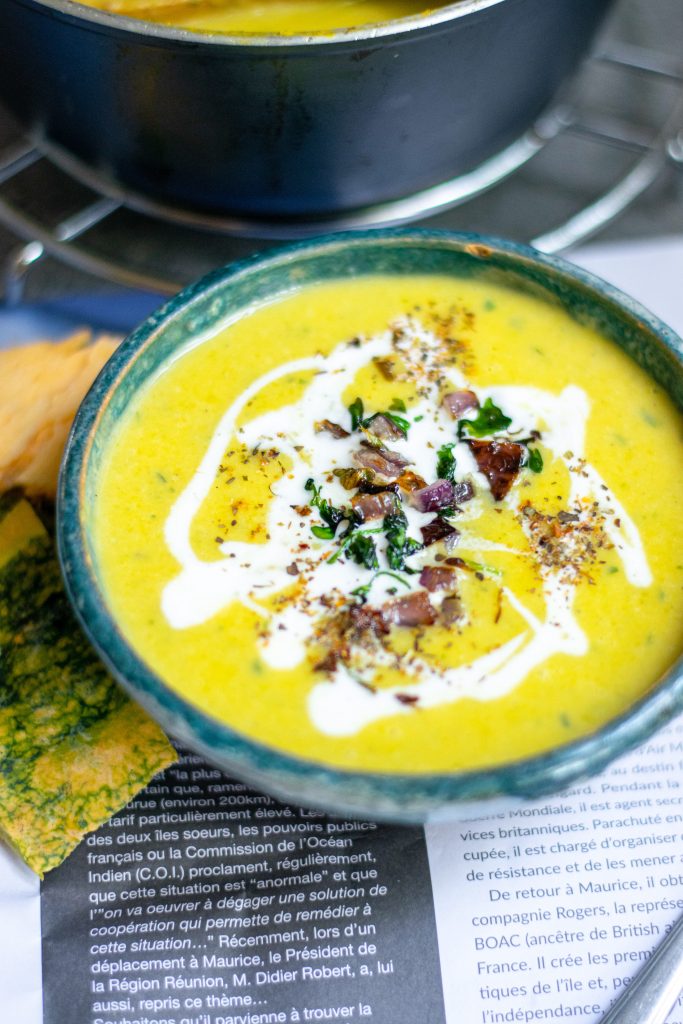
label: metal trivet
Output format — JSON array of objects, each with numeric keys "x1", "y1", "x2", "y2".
[{"x1": 0, "y1": 36, "x2": 682, "y2": 301}]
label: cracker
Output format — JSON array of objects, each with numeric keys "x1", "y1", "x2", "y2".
[{"x1": 0, "y1": 331, "x2": 119, "y2": 498}]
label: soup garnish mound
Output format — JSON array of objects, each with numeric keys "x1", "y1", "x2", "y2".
[{"x1": 94, "y1": 275, "x2": 683, "y2": 773}]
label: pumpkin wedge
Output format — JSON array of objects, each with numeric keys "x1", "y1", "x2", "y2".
[{"x1": 0, "y1": 493, "x2": 176, "y2": 875}]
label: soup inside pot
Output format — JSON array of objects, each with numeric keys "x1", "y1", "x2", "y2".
[{"x1": 76, "y1": 0, "x2": 446, "y2": 33}]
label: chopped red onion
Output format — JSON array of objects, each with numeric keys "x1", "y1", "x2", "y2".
[
  {"x1": 452, "y1": 479, "x2": 475, "y2": 506},
  {"x1": 365, "y1": 414, "x2": 404, "y2": 440},
  {"x1": 384, "y1": 591, "x2": 437, "y2": 627},
  {"x1": 443, "y1": 390, "x2": 479, "y2": 419},
  {"x1": 352, "y1": 445, "x2": 411, "y2": 483},
  {"x1": 408, "y1": 478, "x2": 455, "y2": 513},
  {"x1": 419, "y1": 566, "x2": 458, "y2": 592},
  {"x1": 351, "y1": 490, "x2": 400, "y2": 522}
]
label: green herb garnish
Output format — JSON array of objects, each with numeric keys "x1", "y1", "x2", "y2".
[
  {"x1": 346, "y1": 532, "x2": 380, "y2": 570},
  {"x1": 311, "y1": 524, "x2": 335, "y2": 540},
  {"x1": 384, "y1": 511, "x2": 422, "y2": 572},
  {"x1": 348, "y1": 397, "x2": 365, "y2": 431},
  {"x1": 526, "y1": 447, "x2": 543, "y2": 473},
  {"x1": 376, "y1": 411, "x2": 410, "y2": 436},
  {"x1": 352, "y1": 570, "x2": 411, "y2": 601},
  {"x1": 457, "y1": 397, "x2": 512, "y2": 439},
  {"x1": 436, "y1": 442, "x2": 457, "y2": 484},
  {"x1": 459, "y1": 557, "x2": 502, "y2": 578},
  {"x1": 349, "y1": 396, "x2": 410, "y2": 436},
  {"x1": 305, "y1": 478, "x2": 348, "y2": 538},
  {"x1": 327, "y1": 526, "x2": 384, "y2": 565},
  {"x1": 389, "y1": 397, "x2": 407, "y2": 413},
  {"x1": 364, "y1": 410, "x2": 410, "y2": 437}
]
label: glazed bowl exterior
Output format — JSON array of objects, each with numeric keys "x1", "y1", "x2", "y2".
[
  {"x1": 58, "y1": 230, "x2": 683, "y2": 822},
  {"x1": 0, "y1": 0, "x2": 614, "y2": 217}
]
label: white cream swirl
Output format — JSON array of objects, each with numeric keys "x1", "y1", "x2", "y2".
[{"x1": 161, "y1": 319, "x2": 651, "y2": 737}]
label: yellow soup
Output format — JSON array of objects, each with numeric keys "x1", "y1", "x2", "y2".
[
  {"x1": 94, "y1": 276, "x2": 683, "y2": 773},
  {"x1": 79, "y1": 0, "x2": 441, "y2": 34}
]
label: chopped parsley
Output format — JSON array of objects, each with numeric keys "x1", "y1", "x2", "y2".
[
  {"x1": 389, "y1": 397, "x2": 407, "y2": 413},
  {"x1": 305, "y1": 478, "x2": 348, "y2": 538},
  {"x1": 368, "y1": 410, "x2": 410, "y2": 436},
  {"x1": 348, "y1": 396, "x2": 410, "y2": 436},
  {"x1": 457, "y1": 397, "x2": 512, "y2": 439},
  {"x1": 436, "y1": 442, "x2": 457, "y2": 484},
  {"x1": 385, "y1": 411, "x2": 410, "y2": 435},
  {"x1": 459, "y1": 557, "x2": 502, "y2": 578},
  {"x1": 384, "y1": 511, "x2": 422, "y2": 572},
  {"x1": 526, "y1": 447, "x2": 544, "y2": 473},
  {"x1": 345, "y1": 532, "x2": 380, "y2": 571},
  {"x1": 352, "y1": 570, "x2": 411, "y2": 601},
  {"x1": 328, "y1": 526, "x2": 384, "y2": 567},
  {"x1": 311, "y1": 524, "x2": 335, "y2": 540},
  {"x1": 348, "y1": 397, "x2": 365, "y2": 432}
]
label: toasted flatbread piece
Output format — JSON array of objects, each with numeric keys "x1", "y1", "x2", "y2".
[
  {"x1": 0, "y1": 495, "x2": 176, "y2": 876},
  {"x1": 0, "y1": 332, "x2": 118, "y2": 498}
]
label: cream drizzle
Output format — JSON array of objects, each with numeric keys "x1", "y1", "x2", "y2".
[{"x1": 161, "y1": 318, "x2": 652, "y2": 738}]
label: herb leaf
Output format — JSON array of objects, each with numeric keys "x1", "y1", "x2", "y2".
[
  {"x1": 384, "y1": 411, "x2": 410, "y2": 435},
  {"x1": 459, "y1": 557, "x2": 502, "y2": 579},
  {"x1": 328, "y1": 526, "x2": 384, "y2": 565},
  {"x1": 345, "y1": 532, "x2": 380, "y2": 571},
  {"x1": 305, "y1": 477, "x2": 348, "y2": 538},
  {"x1": 349, "y1": 395, "x2": 412, "y2": 437},
  {"x1": 364, "y1": 409, "x2": 410, "y2": 437},
  {"x1": 526, "y1": 447, "x2": 544, "y2": 473},
  {"x1": 384, "y1": 511, "x2": 422, "y2": 572},
  {"x1": 348, "y1": 397, "x2": 365, "y2": 431},
  {"x1": 361, "y1": 410, "x2": 412, "y2": 437},
  {"x1": 436, "y1": 442, "x2": 457, "y2": 484},
  {"x1": 311, "y1": 524, "x2": 335, "y2": 540},
  {"x1": 457, "y1": 397, "x2": 512, "y2": 439},
  {"x1": 352, "y1": 570, "x2": 411, "y2": 601},
  {"x1": 304, "y1": 478, "x2": 320, "y2": 500}
]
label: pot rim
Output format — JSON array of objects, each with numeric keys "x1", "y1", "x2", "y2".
[{"x1": 16, "y1": 0, "x2": 509, "y2": 47}]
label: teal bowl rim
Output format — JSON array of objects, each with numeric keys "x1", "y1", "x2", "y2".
[{"x1": 57, "y1": 229, "x2": 683, "y2": 822}]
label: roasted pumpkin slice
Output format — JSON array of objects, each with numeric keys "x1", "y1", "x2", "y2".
[{"x1": 0, "y1": 494, "x2": 176, "y2": 875}]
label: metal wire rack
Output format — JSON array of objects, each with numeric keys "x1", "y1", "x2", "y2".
[{"x1": 0, "y1": 31, "x2": 681, "y2": 301}]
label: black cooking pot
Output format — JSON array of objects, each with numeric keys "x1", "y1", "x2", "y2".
[{"x1": 0, "y1": 0, "x2": 614, "y2": 219}]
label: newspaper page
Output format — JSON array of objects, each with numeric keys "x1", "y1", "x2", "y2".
[
  {"x1": 38, "y1": 718, "x2": 683, "y2": 1024},
  {"x1": 1, "y1": 235, "x2": 682, "y2": 1024}
]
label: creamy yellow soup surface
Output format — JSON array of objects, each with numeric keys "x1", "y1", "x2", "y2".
[
  {"x1": 79, "y1": 0, "x2": 441, "y2": 34},
  {"x1": 94, "y1": 275, "x2": 683, "y2": 773}
]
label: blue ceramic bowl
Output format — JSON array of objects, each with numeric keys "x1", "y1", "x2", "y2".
[{"x1": 58, "y1": 230, "x2": 683, "y2": 823}]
